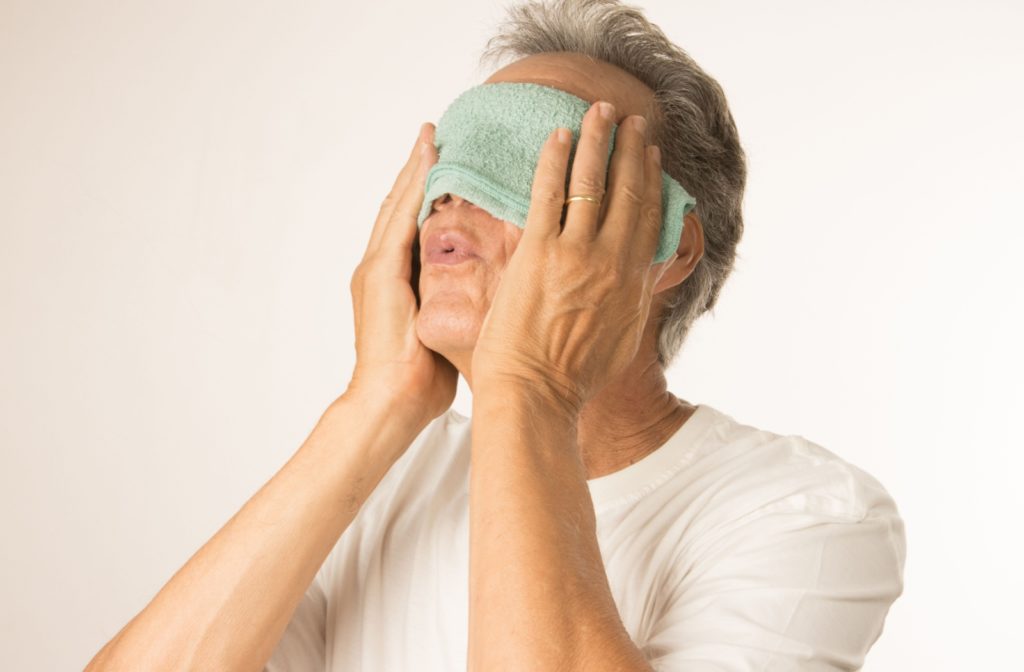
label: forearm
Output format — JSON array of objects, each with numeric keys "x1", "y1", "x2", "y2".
[
  {"x1": 467, "y1": 387, "x2": 653, "y2": 672},
  {"x1": 85, "y1": 392, "x2": 425, "y2": 672}
]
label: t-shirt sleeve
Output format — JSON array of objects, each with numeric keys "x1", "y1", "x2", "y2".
[
  {"x1": 643, "y1": 464, "x2": 906, "y2": 671},
  {"x1": 261, "y1": 556, "x2": 331, "y2": 672}
]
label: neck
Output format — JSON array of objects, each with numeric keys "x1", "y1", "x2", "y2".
[{"x1": 576, "y1": 353, "x2": 694, "y2": 480}]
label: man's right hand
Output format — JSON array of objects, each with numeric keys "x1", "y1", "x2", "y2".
[{"x1": 346, "y1": 122, "x2": 457, "y2": 431}]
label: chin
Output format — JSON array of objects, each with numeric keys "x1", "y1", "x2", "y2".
[{"x1": 415, "y1": 294, "x2": 483, "y2": 355}]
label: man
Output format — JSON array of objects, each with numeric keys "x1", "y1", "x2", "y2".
[{"x1": 85, "y1": 2, "x2": 905, "y2": 670}]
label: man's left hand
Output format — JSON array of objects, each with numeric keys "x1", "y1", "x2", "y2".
[{"x1": 471, "y1": 101, "x2": 677, "y2": 418}]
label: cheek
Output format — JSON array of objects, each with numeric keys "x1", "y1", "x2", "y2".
[{"x1": 503, "y1": 228, "x2": 523, "y2": 259}]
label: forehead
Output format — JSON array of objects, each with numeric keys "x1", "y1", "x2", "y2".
[{"x1": 483, "y1": 52, "x2": 657, "y2": 122}]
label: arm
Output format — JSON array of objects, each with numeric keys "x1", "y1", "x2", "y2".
[
  {"x1": 84, "y1": 392, "x2": 426, "y2": 672},
  {"x1": 468, "y1": 386, "x2": 652, "y2": 672},
  {"x1": 467, "y1": 389, "x2": 906, "y2": 672},
  {"x1": 464, "y1": 101, "x2": 667, "y2": 671},
  {"x1": 86, "y1": 119, "x2": 456, "y2": 672}
]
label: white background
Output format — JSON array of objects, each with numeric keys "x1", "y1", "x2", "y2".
[{"x1": 2, "y1": 1, "x2": 1021, "y2": 669}]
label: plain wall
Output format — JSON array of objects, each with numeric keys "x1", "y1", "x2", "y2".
[{"x1": 1, "y1": 0, "x2": 1021, "y2": 669}]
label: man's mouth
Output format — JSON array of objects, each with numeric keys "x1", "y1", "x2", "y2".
[
  {"x1": 425, "y1": 247, "x2": 479, "y2": 265},
  {"x1": 423, "y1": 227, "x2": 481, "y2": 265}
]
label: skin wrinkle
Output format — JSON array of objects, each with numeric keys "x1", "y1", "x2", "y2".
[{"x1": 416, "y1": 51, "x2": 705, "y2": 480}]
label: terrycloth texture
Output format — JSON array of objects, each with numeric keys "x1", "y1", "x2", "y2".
[{"x1": 416, "y1": 82, "x2": 697, "y2": 264}]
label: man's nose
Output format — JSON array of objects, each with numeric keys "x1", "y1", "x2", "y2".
[{"x1": 432, "y1": 193, "x2": 474, "y2": 210}]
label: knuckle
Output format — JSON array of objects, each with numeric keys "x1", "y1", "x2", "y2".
[
  {"x1": 604, "y1": 264, "x2": 625, "y2": 286},
  {"x1": 352, "y1": 257, "x2": 381, "y2": 283},
  {"x1": 575, "y1": 175, "x2": 606, "y2": 198},
  {"x1": 350, "y1": 264, "x2": 366, "y2": 287},
  {"x1": 598, "y1": 266, "x2": 626, "y2": 295},
  {"x1": 618, "y1": 183, "x2": 645, "y2": 205},
  {"x1": 642, "y1": 203, "x2": 662, "y2": 228},
  {"x1": 532, "y1": 185, "x2": 566, "y2": 206}
]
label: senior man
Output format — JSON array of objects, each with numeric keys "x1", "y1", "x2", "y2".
[{"x1": 85, "y1": 1, "x2": 905, "y2": 671}]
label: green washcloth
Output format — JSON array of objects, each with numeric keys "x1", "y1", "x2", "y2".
[{"x1": 416, "y1": 81, "x2": 696, "y2": 264}]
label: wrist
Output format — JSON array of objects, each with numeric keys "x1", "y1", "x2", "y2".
[
  {"x1": 473, "y1": 377, "x2": 582, "y2": 428},
  {"x1": 339, "y1": 382, "x2": 431, "y2": 426},
  {"x1": 325, "y1": 389, "x2": 430, "y2": 450}
]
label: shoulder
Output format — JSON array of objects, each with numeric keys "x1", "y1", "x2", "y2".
[
  {"x1": 645, "y1": 408, "x2": 906, "y2": 670},
  {"x1": 673, "y1": 405, "x2": 906, "y2": 592},
  {"x1": 691, "y1": 405, "x2": 901, "y2": 526}
]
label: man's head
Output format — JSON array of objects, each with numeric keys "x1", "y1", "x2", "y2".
[{"x1": 415, "y1": 0, "x2": 746, "y2": 377}]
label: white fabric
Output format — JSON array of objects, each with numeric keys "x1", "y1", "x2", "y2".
[{"x1": 264, "y1": 403, "x2": 905, "y2": 672}]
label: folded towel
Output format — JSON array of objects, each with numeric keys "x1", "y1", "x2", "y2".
[{"x1": 416, "y1": 81, "x2": 696, "y2": 264}]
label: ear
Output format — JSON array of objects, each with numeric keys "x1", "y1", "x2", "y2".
[{"x1": 653, "y1": 210, "x2": 705, "y2": 294}]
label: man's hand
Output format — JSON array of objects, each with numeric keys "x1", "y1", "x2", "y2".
[
  {"x1": 470, "y1": 101, "x2": 676, "y2": 419},
  {"x1": 348, "y1": 122, "x2": 457, "y2": 432}
]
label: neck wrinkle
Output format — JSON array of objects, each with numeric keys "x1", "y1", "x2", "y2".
[{"x1": 578, "y1": 374, "x2": 694, "y2": 481}]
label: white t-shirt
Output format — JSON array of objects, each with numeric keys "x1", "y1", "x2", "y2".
[{"x1": 264, "y1": 403, "x2": 905, "y2": 672}]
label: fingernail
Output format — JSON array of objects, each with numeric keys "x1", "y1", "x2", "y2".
[
  {"x1": 598, "y1": 101, "x2": 615, "y2": 120},
  {"x1": 633, "y1": 115, "x2": 648, "y2": 135},
  {"x1": 649, "y1": 145, "x2": 661, "y2": 165}
]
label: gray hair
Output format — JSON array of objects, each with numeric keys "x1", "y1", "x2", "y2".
[{"x1": 476, "y1": 0, "x2": 747, "y2": 368}]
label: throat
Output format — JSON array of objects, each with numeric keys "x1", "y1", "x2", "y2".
[{"x1": 579, "y1": 394, "x2": 695, "y2": 480}]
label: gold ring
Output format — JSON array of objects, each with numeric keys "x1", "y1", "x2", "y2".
[{"x1": 565, "y1": 194, "x2": 602, "y2": 205}]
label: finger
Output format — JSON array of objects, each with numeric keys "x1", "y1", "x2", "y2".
[
  {"x1": 379, "y1": 129, "x2": 437, "y2": 261},
  {"x1": 522, "y1": 127, "x2": 572, "y2": 245},
  {"x1": 366, "y1": 123, "x2": 432, "y2": 257},
  {"x1": 647, "y1": 253, "x2": 678, "y2": 292},
  {"x1": 597, "y1": 114, "x2": 648, "y2": 258},
  {"x1": 642, "y1": 146, "x2": 672, "y2": 292},
  {"x1": 637, "y1": 145, "x2": 665, "y2": 269},
  {"x1": 641, "y1": 252, "x2": 677, "y2": 326},
  {"x1": 561, "y1": 101, "x2": 617, "y2": 244}
]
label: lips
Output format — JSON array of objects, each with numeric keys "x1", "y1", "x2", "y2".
[{"x1": 423, "y1": 227, "x2": 481, "y2": 265}]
